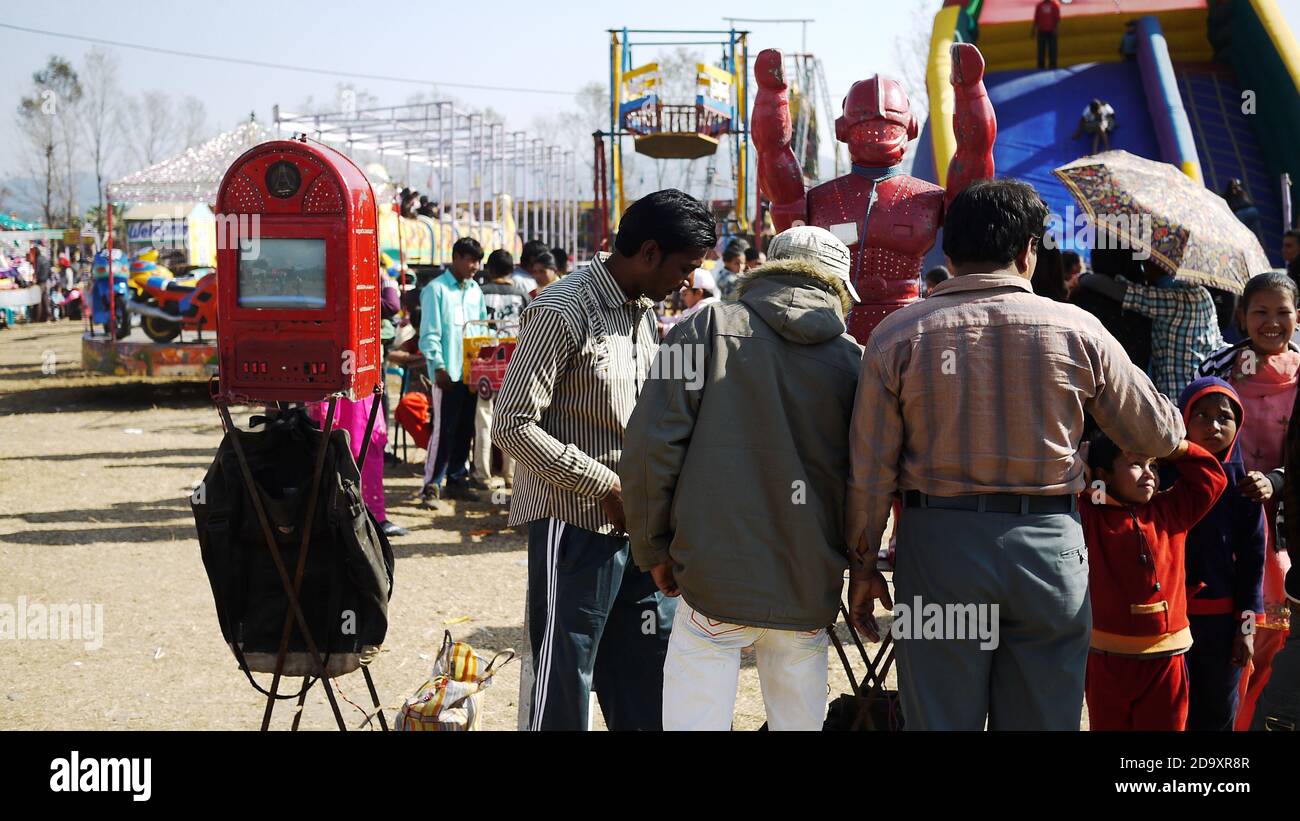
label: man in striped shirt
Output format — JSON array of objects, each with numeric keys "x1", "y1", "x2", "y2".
[{"x1": 493, "y1": 189, "x2": 717, "y2": 731}]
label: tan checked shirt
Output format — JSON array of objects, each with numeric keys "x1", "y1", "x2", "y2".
[
  {"x1": 847, "y1": 271, "x2": 1185, "y2": 567},
  {"x1": 493, "y1": 253, "x2": 659, "y2": 534}
]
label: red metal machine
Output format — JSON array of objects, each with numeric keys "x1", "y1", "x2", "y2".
[
  {"x1": 753, "y1": 43, "x2": 997, "y2": 342},
  {"x1": 214, "y1": 136, "x2": 381, "y2": 403}
]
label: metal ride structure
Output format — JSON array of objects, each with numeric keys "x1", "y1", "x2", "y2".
[
  {"x1": 723, "y1": 17, "x2": 845, "y2": 214},
  {"x1": 274, "y1": 103, "x2": 581, "y2": 265},
  {"x1": 594, "y1": 28, "x2": 752, "y2": 250}
]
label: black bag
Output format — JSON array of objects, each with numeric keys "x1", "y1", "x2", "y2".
[
  {"x1": 192, "y1": 408, "x2": 395, "y2": 686},
  {"x1": 823, "y1": 613, "x2": 905, "y2": 732}
]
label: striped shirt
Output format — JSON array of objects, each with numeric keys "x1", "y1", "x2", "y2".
[
  {"x1": 1197, "y1": 338, "x2": 1300, "y2": 381},
  {"x1": 492, "y1": 253, "x2": 658, "y2": 534},
  {"x1": 1120, "y1": 277, "x2": 1225, "y2": 399},
  {"x1": 847, "y1": 271, "x2": 1185, "y2": 568}
]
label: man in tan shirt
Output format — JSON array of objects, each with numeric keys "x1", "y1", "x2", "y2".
[{"x1": 846, "y1": 178, "x2": 1184, "y2": 730}]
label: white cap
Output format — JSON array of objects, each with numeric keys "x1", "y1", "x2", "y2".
[
  {"x1": 685, "y1": 267, "x2": 718, "y2": 297},
  {"x1": 766, "y1": 225, "x2": 859, "y2": 302}
]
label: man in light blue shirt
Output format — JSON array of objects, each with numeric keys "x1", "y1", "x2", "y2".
[{"x1": 420, "y1": 237, "x2": 487, "y2": 503}]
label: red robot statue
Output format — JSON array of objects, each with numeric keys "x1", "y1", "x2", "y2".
[{"x1": 753, "y1": 43, "x2": 997, "y2": 342}]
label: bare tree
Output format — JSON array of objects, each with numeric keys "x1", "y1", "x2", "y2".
[
  {"x1": 895, "y1": 1, "x2": 936, "y2": 136},
  {"x1": 296, "y1": 83, "x2": 380, "y2": 116},
  {"x1": 17, "y1": 56, "x2": 80, "y2": 226},
  {"x1": 119, "y1": 90, "x2": 174, "y2": 168},
  {"x1": 56, "y1": 70, "x2": 83, "y2": 225},
  {"x1": 179, "y1": 95, "x2": 210, "y2": 149},
  {"x1": 80, "y1": 47, "x2": 119, "y2": 231}
]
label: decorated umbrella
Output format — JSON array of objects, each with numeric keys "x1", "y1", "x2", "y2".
[{"x1": 1052, "y1": 150, "x2": 1270, "y2": 295}]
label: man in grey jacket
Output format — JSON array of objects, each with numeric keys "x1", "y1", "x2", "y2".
[{"x1": 621, "y1": 226, "x2": 864, "y2": 730}]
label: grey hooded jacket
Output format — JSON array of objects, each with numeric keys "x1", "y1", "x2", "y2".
[{"x1": 621, "y1": 263, "x2": 864, "y2": 630}]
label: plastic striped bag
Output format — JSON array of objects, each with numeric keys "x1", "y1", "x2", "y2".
[{"x1": 395, "y1": 632, "x2": 514, "y2": 731}]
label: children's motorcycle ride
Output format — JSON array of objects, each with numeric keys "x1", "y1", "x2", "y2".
[
  {"x1": 91, "y1": 249, "x2": 131, "y2": 339},
  {"x1": 118, "y1": 250, "x2": 217, "y2": 343},
  {"x1": 128, "y1": 263, "x2": 218, "y2": 343}
]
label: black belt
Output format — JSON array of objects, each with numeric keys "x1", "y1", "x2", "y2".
[{"x1": 901, "y1": 490, "x2": 1077, "y2": 515}]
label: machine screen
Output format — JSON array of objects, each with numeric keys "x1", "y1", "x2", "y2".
[{"x1": 237, "y1": 239, "x2": 326, "y2": 309}]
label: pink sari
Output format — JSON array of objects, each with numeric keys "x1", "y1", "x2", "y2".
[
  {"x1": 1229, "y1": 348, "x2": 1297, "y2": 729},
  {"x1": 306, "y1": 395, "x2": 388, "y2": 522}
]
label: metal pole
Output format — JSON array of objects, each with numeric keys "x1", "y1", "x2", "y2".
[
  {"x1": 512, "y1": 131, "x2": 522, "y2": 244},
  {"x1": 450, "y1": 107, "x2": 458, "y2": 241},
  {"x1": 493, "y1": 123, "x2": 503, "y2": 241},
  {"x1": 564, "y1": 150, "x2": 574, "y2": 257},
  {"x1": 1283, "y1": 172, "x2": 1293, "y2": 232},
  {"x1": 561, "y1": 150, "x2": 569, "y2": 255},
  {"x1": 522, "y1": 134, "x2": 531, "y2": 242},
  {"x1": 105, "y1": 196, "x2": 114, "y2": 343},
  {"x1": 538, "y1": 140, "x2": 544, "y2": 244},
  {"x1": 548, "y1": 146, "x2": 557, "y2": 245},
  {"x1": 476, "y1": 114, "x2": 486, "y2": 239}
]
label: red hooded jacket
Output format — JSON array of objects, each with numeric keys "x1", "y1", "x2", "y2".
[{"x1": 1079, "y1": 441, "x2": 1227, "y2": 656}]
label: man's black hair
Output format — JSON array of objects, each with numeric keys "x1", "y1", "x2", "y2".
[
  {"x1": 1062, "y1": 251, "x2": 1082, "y2": 270},
  {"x1": 613, "y1": 189, "x2": 717, "y2": 258},
  {"x1": 744, "y1": 245, "x2": 761, "y2": 263},
  {"x1": 485, "y1": 249, "x2": 514, "y2": 278},
  {"x1": 451, "y1": 237, "x2": 484, "y2": 261},
  {"x1": 942, "y1": 178, "x2": 1050, "y2": 268},
  {"x1": 1090, "y1": 247, "x2": 1147, "y2": 280},
  {"x1": 1086, "y1": 433, "x2": 1123, "y2": 475},
  {"x1": 924, "y1": 266, "x2": 951, "y2": 286},
  {"x1": 531, "y1": 251, "x2": 557, "y2": 270},
  {"x1": 1284, "y1": 229, "x2": 1300, "y2": 242},
  {"x1": 520, "y1": 239, "x2": 549, "y2": 268},
  {"x1": 551, "y1": 246, "x2": 569, "y2": 269}
]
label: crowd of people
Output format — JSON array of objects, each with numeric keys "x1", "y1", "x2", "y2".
[
  {"x1": 0, "y1": 240, "x2": 85, "y2": 328},
  {"x1": 325, "y1": 159, "x2": 1300, "y2": 732}
]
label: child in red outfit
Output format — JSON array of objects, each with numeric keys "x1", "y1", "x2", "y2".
[{"x1": 1080, "y1": 437, "x2": 1228, "y2": 730}]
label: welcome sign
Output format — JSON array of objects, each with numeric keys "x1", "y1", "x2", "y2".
[{"x1": 125, "y1": 218, "x2": 187, "y2": 245}]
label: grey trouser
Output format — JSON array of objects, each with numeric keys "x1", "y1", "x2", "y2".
[{"x1": 893, "y1": 505, "x2": 1091, "y2": 730}]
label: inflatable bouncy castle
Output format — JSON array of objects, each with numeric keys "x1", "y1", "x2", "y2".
[{"x1": 917, "y1": 0, "x2": 1300, "y2": 267}]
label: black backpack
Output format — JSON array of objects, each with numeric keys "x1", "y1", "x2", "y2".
[{"x1": 192, "y1": 408, "x2": 395, "y2": 687}]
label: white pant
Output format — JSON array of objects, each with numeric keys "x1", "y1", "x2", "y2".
[
  {"x1": 662, "y1": 600, "x2": 828, "y2": 731},
  {"x1": 421, "y1": 382, "x2": 443, "y2": 489},
  {"x1": 471, "y1": 395, "x2": 514, "y2": 484}
]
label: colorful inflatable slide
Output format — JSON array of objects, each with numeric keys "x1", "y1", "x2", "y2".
[{"x1": 915, "y1": 0, "x2": 1300, "y2": 266}]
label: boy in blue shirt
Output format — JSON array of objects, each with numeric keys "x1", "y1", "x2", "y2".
[{"x1": 419, "y1": 237, "x2": 487, "y2": 503}]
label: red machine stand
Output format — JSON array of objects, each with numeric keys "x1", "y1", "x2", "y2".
[
  {"x1": 210, "y1": 135, "x2": 388, "y2": 731},
  {"x1": 215, "y1": 136, "x2": 381, "y2": 405}
]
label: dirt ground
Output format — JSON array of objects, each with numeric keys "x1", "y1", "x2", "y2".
[{"x1": 0, "y1": 321, "x2": 895, "y2": 731}]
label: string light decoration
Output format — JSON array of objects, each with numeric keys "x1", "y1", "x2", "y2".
[{"x1": 110, "y1": 120, "x2": 271, "y2": 205}]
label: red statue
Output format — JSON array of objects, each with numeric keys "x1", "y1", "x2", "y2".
[{"x1": 753, "y1": 43, "x2": 997, "y2": 342}]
